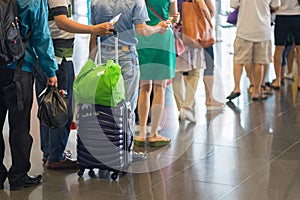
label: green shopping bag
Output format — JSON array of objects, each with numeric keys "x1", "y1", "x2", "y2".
[{"x1": 73, "y1": 59, "x2": 126, "y2": 107}]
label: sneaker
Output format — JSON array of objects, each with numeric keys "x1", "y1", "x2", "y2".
[
  {"x1": 64, "y1": 150, "x2": 72, "y2": 159},
  {"x1": 284, "y1": 73, "x2": 294, "y2": 80},
  {"x1": 131, "y1": 151, "x2": 147, "y2": 162},
  {"x1": 180, "y1": 108, "x2": 196, "y2": 122}
]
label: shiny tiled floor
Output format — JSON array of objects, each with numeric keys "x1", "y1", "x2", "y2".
[{"x1": 2, "y1": 5, "x2": 300, "y2": 200}]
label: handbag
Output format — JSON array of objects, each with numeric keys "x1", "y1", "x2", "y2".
[
  {"x1": 73, "y1": 59, "x2": 126, "y2": 107},
  {"x1": 173, "y1": 25, "x2": 185, "y2": 56},
  {"x1": 37, "y1": 85, "x2": 68, "y2": 128},
  {"x1": 227, "y1": 8, "x2": 239, "y2": 25},
  {"x1": 181, "y1": 0, "x2": 215, "y2": 48},
  {"x1": 145, "y1": 0, "x2": 185, "y2": 56}
]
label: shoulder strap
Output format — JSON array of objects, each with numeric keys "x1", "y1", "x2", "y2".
[{"x1": 145, "y1": 0, "x2": 165, "y2": 21}]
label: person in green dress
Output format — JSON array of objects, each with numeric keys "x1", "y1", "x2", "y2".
[{"x1": 134, "y1": 0, "x2": 179, "y2": 147}]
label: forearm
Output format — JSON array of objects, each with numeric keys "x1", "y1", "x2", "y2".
[
  {"x1": 204, "y1": 0, "x2": 215, "y2": 17},
  {"x1": 169, "y1": 1, "x2": 180, "y2": 24},
  {"x1": 54, "y1": 15, "x2": 93, "y2": 34},
  {"x1": 89, "y1": 34, "x2": 97, "y2": 60},
  {"x1": 135, "y1": 23, "x2": 161, "y2": 36}
]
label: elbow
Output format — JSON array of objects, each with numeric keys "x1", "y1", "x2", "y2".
[
  {"x1": 271, "y1": 6, "x2": 279, "y2": 11},
  {"x1": 55, "y1": 21, "x2": 65, "y2": 31},
  {"x1": 136, "y1": 29, "x2": 148, "y2": 36}
]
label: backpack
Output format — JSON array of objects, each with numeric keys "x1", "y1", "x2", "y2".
[{"x1": 0, "y1": 0, "x2": 25, "y2": 66}]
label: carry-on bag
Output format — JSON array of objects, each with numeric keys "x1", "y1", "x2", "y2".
[{"x1": 76, "y1": 32, "x2": 133, "y2": 180}]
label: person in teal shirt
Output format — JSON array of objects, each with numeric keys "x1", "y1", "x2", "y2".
[
  {"x1": 134, "y1": 0, "x2": 179, "y2": 147},
  {"x1": 0, "y1": 0, "x2": 58, "y2": 191}
]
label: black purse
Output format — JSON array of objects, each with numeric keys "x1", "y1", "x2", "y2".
[{"x1": 37, "y1": 85, "x2": 68, "y2": 128}]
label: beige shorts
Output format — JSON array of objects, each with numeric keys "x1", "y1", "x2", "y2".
[{"x1": 233, "y1": 37, "x2": 272, "y2": 64}]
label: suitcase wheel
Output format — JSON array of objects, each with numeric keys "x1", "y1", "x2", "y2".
[
  {"x1": 88, "y1": 169, "x2": 96, "y2": 177},
  {"x1": 111, "y1": 172, "x2": 119, "y2": 180},
  {"x1": 78, "y1": 168, "x2": 85, "y2": 177}
]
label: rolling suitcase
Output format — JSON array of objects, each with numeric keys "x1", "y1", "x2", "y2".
[{"x1": 76, "y1": 32, "x2": 133, "y2": 180}]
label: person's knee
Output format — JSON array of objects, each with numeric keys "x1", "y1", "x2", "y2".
[
  {"x1": 189, "y1": 68, "x2": 200, "y2": 77},
  {"x1": 140, "y1": 83, "x2": 152, "y2": 95}
]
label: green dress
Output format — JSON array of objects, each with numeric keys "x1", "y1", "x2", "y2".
[{"x1": 136, "y1": 0, "x2": 176, "y2": 80}]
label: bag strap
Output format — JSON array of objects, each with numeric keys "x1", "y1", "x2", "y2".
[{"x1": 145, "y1": 0, "x2": 165, "y2": 21}]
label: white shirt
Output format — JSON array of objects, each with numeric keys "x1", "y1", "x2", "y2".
[
  {"x1": 230, "y1": 0, "x2": 280, "y2": 42},
  {"x1": 276, "y1": 0, "x2": 300, "y2": 15}
]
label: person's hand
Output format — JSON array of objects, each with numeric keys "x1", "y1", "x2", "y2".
[
  {"x1": 92, "y1": 22, "x2": 114, "y2": 36},
  {"x1": 47, "y1": 76, "x2": 57, "y2": 86},
  {"x1": 157, "y1": 21, "x2": 169, "y2": 34},
  {"x1": 171, "y1": 12, "x2": 180, "y2": 25}
]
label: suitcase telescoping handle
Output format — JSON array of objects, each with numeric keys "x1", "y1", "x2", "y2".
[{"x1": 96, "y1": 30, "x2": 118, "y2": 65}]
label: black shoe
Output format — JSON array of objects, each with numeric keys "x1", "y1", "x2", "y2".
[
  {"x1": 10, "y1": 175, "x2": 42, "y2": 191},
  {"x1": 46, "y1": 158, "x2": 78, "y2": 170}
]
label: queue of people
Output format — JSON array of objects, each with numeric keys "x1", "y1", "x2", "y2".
[{"x1": 1, "y1": 0, "x2": 299, "y2": 192}]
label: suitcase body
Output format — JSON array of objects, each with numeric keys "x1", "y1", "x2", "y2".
[{"x1": 77, "y1": 101, "x2": 133, "y2": 180}]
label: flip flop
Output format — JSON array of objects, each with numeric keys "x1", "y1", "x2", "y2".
[
  {"x1": 251, "y1": 93, "x2": 268, "y2": 101},
  {"x1": 270, "y1": 80, "x2": 280, "y2": 90},
  {"x1": 133, "y1": 137, "x2": 146, "y2": 147},
  {"x1": 149, "y1": 134, "x2": 171, "y2": 147},
  {"x1": 134, "y1": 135, "x2": 171, "y2": 147},
  {"x1": 226, "y1": 91, "x2": 241, "y2": 100}
]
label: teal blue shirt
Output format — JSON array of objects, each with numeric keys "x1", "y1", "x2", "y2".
[{"x1": 0, "y1": 0, "x2": 58, "y2": 78}]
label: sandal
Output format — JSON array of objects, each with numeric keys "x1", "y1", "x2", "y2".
[
  {"x1": 261, "y1": 85, "x2": 272, "y2": 94},
  {"x1": 149, "y1": 134, "x2": 171, "y2": 147},
  {"x1": 247, "y1": 85, "x2": 254, "y2": 93},
  {"x1": 206, "y1": 100, "x2": 225, "y2": 110},
  {"x1": 251, "y1": 93, "x2": 268, "y2": 101},
  {"x1": 270, "y1": 79, "x2": 280, "y2": 90},
  {"x1": 226, "y1": 91, "x2": 241, "y2": 100},
  {"x1": 133, "y1": 136, "x2": 146, "y2": 147},
  {"x1": 134, "y1": 134, "x2": 171, "y2": 147}
]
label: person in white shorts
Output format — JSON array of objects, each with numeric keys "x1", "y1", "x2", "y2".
[{"x1": 226, "y1": 0, "x2": 280, "y2": 101}]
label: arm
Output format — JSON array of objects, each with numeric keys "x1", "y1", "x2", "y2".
[
  {"x1": 88, "y1": 34, "x2": 97, "y2": 60},
  {"x1": 169, "y1": 1, "x2": 180, "y2": 24},
  {"x1": 135, "y1": 21, "x2": 169, "y2": 36},
  {"x1": 230, "y1": 0, "x2": 240, "y2": 9},
  {"x1": 31, "y1": 1, "x2": 57, "y2": 85},
  {"x1": 54, "y1": 15, "x2": 113, "y2": 36},
  {"x1": 204, "y1": 0, "x2": 215, "y2": 17}
]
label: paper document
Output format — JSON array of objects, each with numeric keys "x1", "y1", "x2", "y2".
[{"x1": 110, "y1": 13, "x2": 121, "y2": 24}]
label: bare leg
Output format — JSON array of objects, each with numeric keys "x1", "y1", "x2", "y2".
[
  {"x1": 244, "y1": 63, "x2": 254, "y2": 86},
  {"x1": 204, "y1": 75, "x2": 223, "y2": 107},
  {"x1": 286, "y1": 45, "x2": 295, "y2": 75},
  {"x1": 233, "y1": 63, "x2": 244, "y2": 92},
  {"x1": 295, "y1": 45, "x2": 300, "y2": 87},
  {"x1": 261, "y1": 64, "x2": 272, "y2": 94},
  {"x1": 149, "y1": 80, "x2": 170, "y2": 142},
  {"x1": 252, "y1": 63, "x2": 264, "y2": 99},
  {"x1": 272, "y1": 45, "x2": 285, "y2": 87},
  {"x1": 136, "y1": 80, "x2": 152, "y2": 139}
]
